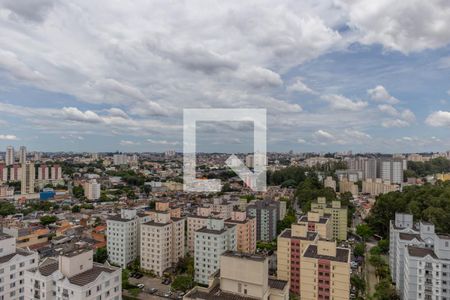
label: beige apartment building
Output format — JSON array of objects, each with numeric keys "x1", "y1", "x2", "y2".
[
  {"x1": 338, "y1": 178, "x2": 358, "y2": 196},
  {"x1": 311, "y1": 197, "x2": 348, "y2": 241},
  {"x1": 297, "y1": 211, "x2": 332, "y2": 240},
  {"x1": 300, "y1": 240, "x2": 351, "y2": 300},
  {"x1": 140, "y1": 211, "x2": 185, "y2": 276},
  {"x1": 186, "y1": 206, "x2": 221, "y2": 255},
  {"x1": 324, "y1": 176, "x2": 336, "y2": 191},
  {"x1": 277, "y1": 221, "x2": 319, "y2": 295},
  {"x1": 184, "y1": 251, "x2": 289, "y2": 300},
  {"x1": 362, "y1": 178, "x2": 399, "y2": 196},
  {"x1": 3, "y1": 226, "x2": 50, "y2": 249},
  {"x1": 225, "y1": 211, "x2": 257, "y2": 254}
]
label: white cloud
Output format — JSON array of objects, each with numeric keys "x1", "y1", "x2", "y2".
[
  {"x1": 61, "y1": 107, "x2": 103, "y2": 123},
  {"x1": 345, "y1": 0, "x2": 450, "y2": 53},
  {"x1": 120, "y1": 140, "x2": 140, "y2": 146},
  {"x1": 147, "y1": 139, "x2": 178, "y2": 145},
  {"x1": 297, "y1": 138, "x2": 307, "y2": 144},
  {"x1": 322, "y1": 94, "x2": 368, "y2": 111},
  {"x1": 367, "y1": 85, "x2": 399, "y2": 104},
  {"x1": 426, "y1": 111, "x2": 450, "y2": 127},
  {"x1": 378, "y1": 104, "x2": 398, "y2": 116},
  {"x1": 0, "y1": 134, "x2": 18, "y2": 140},
  {"x1": 382, "y1": 119, "x2": 410, "y2": 128},
  {"x1": 287, "y1": 78, "x2": 315, "y2": 94}
]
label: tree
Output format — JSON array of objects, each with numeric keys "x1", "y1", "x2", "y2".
[
  {"x1": 353, "y1": 243, "x2": 365, "y2": 257},
  {"x1": 368, "y1": 254, "x2": 384, "y2": 269},
  {"x1": 40, "y1": 215, "x2": 58, "y2": 225},
  {"x1": 350, "y1": 274, "x2": 365, "y2": 298},
  {"x1": 373, "y1": 279, "x2": 400, "y2": 300},
  {"x1": 71, "y1": 205, "x2": 81, "y2": 213},
  {"x1": 72, "y1": 186, "x2": 85, "y2": 199},
  {"x1": 356, "y1": 224, "x2": 373, "y2": 241},
  {"x1": 370, "y1": 246, "x2": 382, "y2": 256},
  {"x1": 93, "y1": 247, "x2": 108, "y2": 263},
  {"x1": 378, "y1": 239, "x2": 389, "y2": 254},
  {"x1": 172, "y1": 275, "x2": 194, "y2": 292},
  {"x1": 0, "y1": 201, "x2": 16, "y2": 216}
]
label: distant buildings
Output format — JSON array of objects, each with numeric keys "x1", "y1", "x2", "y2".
[
  {"x1": 0, "y1": 232, "x2": 38, "y2": 300},
  {"x1": 113, "y1": 154, "x2": 128, "y2": 165},
  {"x1": 379, "y1": 158, "x2": 405, "y2": 184},
  {"x1": 19, "y1": 146, "x2": 27, "y2": 164},
  {"x1": 324, "y1": 176, "x2": 336, "y2": 191},
  {"x1": 362, "y1": 178, "x2": 399, "y2": 196},
  {"x1": 311, "y1": 197, "x2": 348, "y2": 241},
  {"x1": 194, "y1": 218, "x2": 237, "y2": 285},
  {"x1": 5, "y1": 145, "x2": 14, "y2": 166},
  {"x1": 390, "y1": 213, "x2": 450, "y2": 300},
  {"x1": 338, "y1": 178, "x2": 358, "y2": 196},
  {"x1": 246, "y1": 199, "x2": 280, "y2": 241},
  {"x1": 20, "y1": 162, "x2": 35, "y2": 194},
  {"x1": 25, "y1": 247, "x2": 121, "y2": 300},
  {"x1": 84, "y1": 179, "x2": 101, "y2": 200},
  {"x1": 140, "y1": 211, "x2": 185, "y2": 276}
]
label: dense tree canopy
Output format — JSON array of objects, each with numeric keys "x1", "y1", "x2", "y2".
[
  {"x1": 407, "y1": 157, "x2": 450, "y2": 177},
  {"x1": 366, "y1": 181, "x2": 450, "y2": 237}
]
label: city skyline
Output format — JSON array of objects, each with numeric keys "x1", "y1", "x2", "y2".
[{"x1": 0, "y1": 1, "x2": 450, "y2": 153}]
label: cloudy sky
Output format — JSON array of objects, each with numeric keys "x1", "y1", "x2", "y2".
[{"x1": 0, "y1": 0, "x2": 450, "y2": 153}]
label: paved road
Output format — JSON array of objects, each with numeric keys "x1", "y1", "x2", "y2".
[
  {"x1": 364, "y1": 241, "x2": 378, "y2": 296},
  {"x1": 126, "y1": 276, "x2": 182, "y2": 300}
]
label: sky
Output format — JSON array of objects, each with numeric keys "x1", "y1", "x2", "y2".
[{"x1": 0, "y1": 0, "x2": 450, "y2": 153}]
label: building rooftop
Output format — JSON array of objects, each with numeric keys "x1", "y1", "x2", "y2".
[
  {"x1": 303, "y1": 245, "x2": 350, "y2": 263},
  {"x1": 279, "y1": 229, "x2": 318, "y2": 241},
  {"x1": 298, "y1": 215, "x2": 328, "y2": 224},
  {"x1": 407, "y1": 246, "x2": 438, "y2": 259},
  {"x1": 222, "y1": 251, "x2": 266, "y2": 262},
  {"x1": 0, "y1": 248, "x2": 34, "y2": 264},
  {"x1": 185, "y1": 284, "x2": 259, "y2": 300},
  {"x1": 68, "y1": 264, "x2": 117, "y2": 286},
  {"x1": 0, "y1": 232, "x2": 13, "y2": 240},
  {"x1": 107, "y1": 215, "x2": 135, "y2": 222},
  {"x1": 268, "y1": 278, "x2": 288, "y2": 290},
  {"x1": 399, "y1": 232, "x2": 423, "y2": 241}
]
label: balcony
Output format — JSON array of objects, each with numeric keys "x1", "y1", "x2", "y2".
[{"x1": 34, "y1": 293, "x2": 41, "y2": 299}]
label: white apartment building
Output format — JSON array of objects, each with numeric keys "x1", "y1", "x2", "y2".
[
  {"x1": 113, "y1": 154, "x2": 128, "y2": 166},
  {"x1": 194, "y1": 218, "x2": 237, "y2": 285},
  {"x1": 84, "y1": 179, "x2": 101, "y2": 200},
  {"x1": 0, "y1": 232, "x2": 38, "y2": 300},
  {"x1": 140, "y1": 211, "x2": 185, "y2": 276},
  {"x1": 390, "y1": 213, "x2": 450, "y2": 300},
  {"x1": 18, "y1": 146, "x2": 26, "y2": 164},
  {"x1": 25, "y1": 248, "x2": 121, "y2": 300},
  {"x1": 5, "y1": 146, "x2": 14, "y2": 166},
  {"x1": 107, "y1": 209, "x2": 150, "y2": 268},
  {"x1": 379, "y1": 158, "x2": 404, "y2": 184}
]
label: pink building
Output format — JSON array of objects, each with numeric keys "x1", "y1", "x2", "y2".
[{"x1": 225, "y1": 211, "x2": 257, "y2": 254}]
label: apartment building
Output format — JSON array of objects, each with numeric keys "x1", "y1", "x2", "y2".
[
  {"x1": 140, "y1": 211, "x2": 185, "y2": 276},
  {"x1": 84, "y1": 179, "x2": 101, "y2": 200},
  {"x1": 0, "y1": 232, "x2": 38, "y2": 300},
  {"x1": 25, "y1": 247, "x2": 121, "y2": 300},
  {"x1": 338, "y1": 178, "x2": 358, "y2": 196},
  {"x1": 300, "y1": 240, "x2": 351, "y2": 300},
  {"x1": 378, "y1": 158, "x2": 404, "y2": 184},
  {"x1": 389, "y1": 213, "x2": 450, "y2": 300},
  {"x1": 324, "y1": 176, "x2": 336, "y2": 191},
  {"x1": 224, "y1": 211, "x2": 257, "y2": 254},
  {"x1": 185, "y1": 251, "x2": 289, "y2": 300},
  {"x1": 5, "y1": 146, "x2": 14, "y2": 166},
  {"x1": 20, "y1": 162, "x2": 35, "y2": 195},
  {"x1": 277, "y1": 221, "x2": 319, "y2": 295},
  {"x1": 246, "y1": 199, "x2": 280, "y2": 241},
  {"x1": 194, "y1": 218, "x2": 237, "y2": 285},
  {"x1": 18, "y1": 146, "x2": 26, "y2": 164},
  {"x1": 311, "y1": 197, "x2": 348, "y2": 240},
  {"x1": 297, "y1": 211, "x2": 333, "y2": 240},
  {"x1": 106, "y1": 209, "x2": 150, "y2": 268},
  {"x1": 362, "y1": 178, "x2": 399, "y2": 196}
]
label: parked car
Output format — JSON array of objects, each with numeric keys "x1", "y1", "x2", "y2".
[
  {"x1": 137, "y1": 284, "x2": 145, "y2": 289},
  {"x1": 164, "y1": 291, "x2": 172, "y2": 297},
  {"x1": 135, "y1": 273, "x2": 143, "y2": 279},
  {"x1": 148, "y1": 288, "x2": 158, "y2": 294}
]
